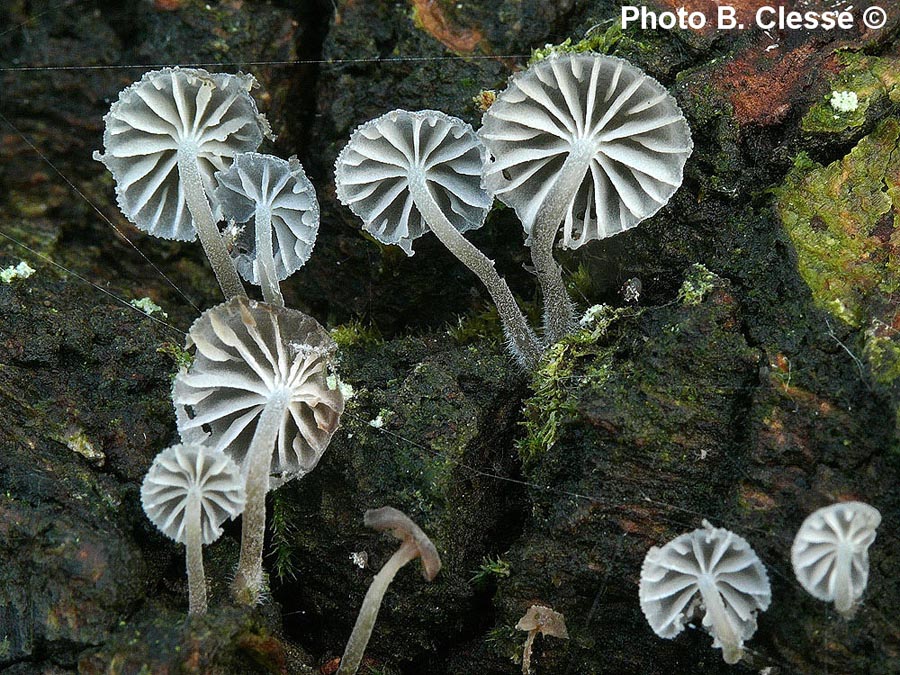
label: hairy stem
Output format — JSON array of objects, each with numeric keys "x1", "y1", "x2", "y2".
[
  {"x1": 529, "y1": 148, "x2": 592, "y2": 344},
  {"x1": 178, "y1": 150, "x2": 246, "y2": 299},
  {"x1": 254, "y1": 204, "x2": 284, "y2": 306},
  {"x1": 408, "y1": 174, "x2": 542, "y2": 369},
  {"x1": 232, "y1": 390, "x2": 291, "y2": 604},
  {"x1": 185, "y1": 491, "x2": 207, "y2": 615},
  {"x1": 337, "y1": 539, "x2": 418, "y2": 675}
]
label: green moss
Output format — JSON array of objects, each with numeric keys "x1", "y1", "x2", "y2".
[
  {"x1": 677, "y1": 263, "x2": 719, "y2": 305},
  {"x1": 517, "y1": 310, "x2": 628, "y2": 464},
  {"x1": 469, "y1": 555, "x2": 511, "y2": 586},
  {"x1": 528, "y1": 21, "x2": 647, "y2": 65},
  {"x1": 156, "y1": 341, "x2": 193, "y2": 375},
  {"x1": 775, "y1": 118, "x2": 900, "y2": 328},
  {"x1": 331, "y1": 320, "x2": 382, "y2": 348},
  {"x1": 802, "y1": 53, "x2": 900, "y2": 133}
]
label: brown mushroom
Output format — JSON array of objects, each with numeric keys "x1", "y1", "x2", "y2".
[
  {"x1": 515, "y1": 605, "x2": 569, "y2": 675},
  {"x1": 337, "y1": 507, "x2": 441, "y2": 675}
]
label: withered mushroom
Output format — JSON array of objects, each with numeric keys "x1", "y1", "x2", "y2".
[
  {"x1": 337, "y1": 507, "x2": 441, "y2": 675},
  {"x1": 515, "y1": 604, "x2": 569, "y2": 675}
]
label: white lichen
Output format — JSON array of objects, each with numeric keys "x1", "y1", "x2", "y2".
[
  {"x1": 0, "y1": 261, "x2": 36, "y2": 283},
  {"x1": 830, "y1": 90, "x2": 859, "y2": 113}
]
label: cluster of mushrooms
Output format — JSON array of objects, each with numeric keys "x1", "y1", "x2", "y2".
[
  {"x1": 639, "y1": 502, "x2": 881, "y2": 665},
  {"x1": 94, "y1": 54, "x2": 884, "y2": 672}
]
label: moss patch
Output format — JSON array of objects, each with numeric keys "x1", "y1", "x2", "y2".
[
  {"x1": 775, "y1": 117, "x2": 900, "y2": 328},
  {"x1": 802, "y1": 53, "x2": 900, "y2": 134}
]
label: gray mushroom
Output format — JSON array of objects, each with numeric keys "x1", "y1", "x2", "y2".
[
  {"x1": 480, "y1": 53, "x2": 693, "y2": 342},
  {"x1": 95, "y1": 67, "x2": 272, "y2": 298},
  {"x1": 338, "y1": 507, "x2": 441, "y2": 675},
  {"x1": 172, "y1": 296, "x2": 345, "y2": 603},
  {"x1": 335, "y1": 109, "x2": 541, "y2": 368},
  {"x1": 638, "y1": 520, "x2": 770, "y2": 664},
  {"x1": 141, "y1": 443, "x2": 245, "y2": 614},
  {"x1": 214, "y1": 152, "x2": 319, "y2": 306},
  {"x1": 791, "y1": 501, "x2": 881, "y2": 617}
]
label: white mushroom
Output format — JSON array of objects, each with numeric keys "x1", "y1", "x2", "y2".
[
  {"x1": 638, "y1": 520, "x2": 770, "y2": 664},
  {"x1": 791, "y1": 501, "x2": 881, "y2": 617},
  {"x1": 172, "y1": 296, "x2": 345, "y2": 603},
  {"x1": 141, "y1": 443, "x2": 245, "y2": 614},
  {"x1": 480, "y1": 53, "x2": 693, "y2": 342},
  {"x1": 214, "y1": 153, "x2": 320, "y2": 306},
  {"x1": 95, "y1": 67, "x2": 272, "y2": 298},
  {"x1": 335, "y1": 109, "x2": 541, "y2": 368}
]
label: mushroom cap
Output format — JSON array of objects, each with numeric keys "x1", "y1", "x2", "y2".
[
  {"x1": 173, "y1": 296, "x2": 345, "y2": 484},
  {"x1": 639, "y1": 521, "x2": 770, "y2": 654},
  {"x1": 214, "y1": 152, "x2": 319, "y2": 283},
  {"x1": 479, "y1": 53, "x2": 693, "y2": 249},
  {"x1": 791, "y1": 501, "x2": 881, "y2": 614},
  {"x1": 364, "y1": 506, "x2": 442, "y2": 581},
  {"x1": 334, "y1": 109, "x2": 493, "y2": 256},
  {"x1": 140, "y1": 443, "x2": 245, "y2": 545},
  {"x1": 515, "y1": 605, "x2": 569, "y2": 639},
  {"x1": 94, "y1": 67, "x2": 271, "y2": 241}
]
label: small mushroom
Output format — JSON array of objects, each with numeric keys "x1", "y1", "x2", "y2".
[
  {"x1": 140, "y1": 443, "x2": 245, "y2": 615},
  {"x1": 639, "y1": 520, "x2": 770, "y2": 665},
  {"x1": 791, "y1": 501, "x2": 881, "y2": 617},
  {"x1": 515, "y1": 604, "x2": 569, "y2": 675},
  {"x1": 95, "y1": 67, "x2": 273, "y2": 298},
  {"x1": 335, "y1": 109, "x2": 541, "y2": 368},
  {"x1": 172, "y1": 296, "x2": 345, "y2": 603},
  {"x1": 337, "y1": 507, "x2": 441, "y2": 675},
  {"x1": 214, "y1": 152, "x2": 320, "y2": 306},
  {"x1": 480, "y1": 53, "x2": 692, "y2": 342}
]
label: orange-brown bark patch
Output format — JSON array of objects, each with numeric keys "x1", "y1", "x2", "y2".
[{"x1": 410, "y1": 0, "x2": 484, "y2": 55}]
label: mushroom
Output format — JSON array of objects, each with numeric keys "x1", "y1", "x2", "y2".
[
  {"x1": 140, "y1": 443, "x2": 245, "y2": 615},
  {"x1": 95, "y1": 67, "x2": 273, "y2": 298},
  {"x1": 214, "y1": 152, "x2": 320, "y2": 306},
  {"x1": 172, "y1": 296, "x2": 345, "y2": 603},
  {"x1": 791, "y1": 501, "x2": 881, "y2": 617},
  {"x1": 337, "y1": 506, "x2": 441, "y2": 675},
  {"x1": 479, "y1": 53, "x2": 693, "y2": 342},
  {"x1": 515, "y1": 604, "x2": 569, "y2": 675},
  {"x1": 334, "y1": 108, "x2": 542, "y2": 368},
  {"x1": 638, "y1": 520, "x2": 770, "y2": 665}
]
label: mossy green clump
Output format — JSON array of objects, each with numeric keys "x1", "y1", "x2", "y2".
[
  {"x1": 331, "y1": 320, "x2": 382, "y2": 348},
  {"x1": 517, "y1": 308, "x2": 631, "y2": 464},
  {"x1": 677, "y1": 263, "x2": 718, "y2": 305},
  {"x1": 528, "y1": 20, "x2": 654, "y2": 66},
  {"x1": 802, "y1": 53, "x2": 900, "y2": 133},
  {"x1": 775, "y1": 117, "x2": 900, "y2": 328}
]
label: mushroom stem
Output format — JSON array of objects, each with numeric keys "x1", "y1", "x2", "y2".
[
  {"x1": 834, "y1": 545, "x2": 854, "y2": 616},
  {"x1": 232, "y1": 389, "x2": 292, "y2": 604},
  {"x1": 178, "y1": 149, "x2": 246, "y2": 299},
  {"x1": 337, "y1": 539, "x2": 419, "y2": 675},
  {"x1": 407, "y1": 173, "x2": 542, "y2": 369},
  {"x1": 521, "y1": 629, "x2": 536, "y2": 675},
  {"x1": 529, "y1": 147, "x2": 592, "y2": 344},
  {"x1": 184, "y1": 490, "x2": 208, "y2": 615},
  {"x1": 698, "y1": 576, "x2": 742, "y2": 665},
  {"x1": 254, "y1": 204, "x2": 285, "y2": 306}
]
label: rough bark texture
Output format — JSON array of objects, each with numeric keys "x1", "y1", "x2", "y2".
[{"x1": 1, "y1": 0, "x2": 898, "y2": 673}]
